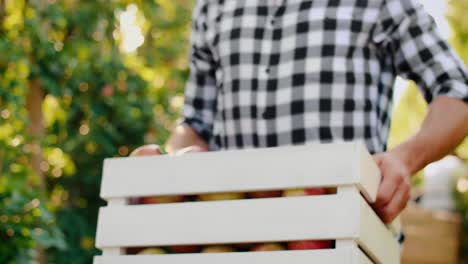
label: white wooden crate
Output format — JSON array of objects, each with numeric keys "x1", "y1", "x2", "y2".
[{"x1": 94, "y1": 142, "x2": 400, "y2": 264}]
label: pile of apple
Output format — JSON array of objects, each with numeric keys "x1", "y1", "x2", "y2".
[{"x1": 137, "y1": 187, "x2": 334, "y2": 255}]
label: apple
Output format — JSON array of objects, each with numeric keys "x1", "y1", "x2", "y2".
[
  {"x1": 282, "y1": 188, "x2": 328, "y2": 197},
  {"x1": 287, "y1": 240, "x2": 334, "y2": 250},
  {"x1": 201, "y1": 245, "x2": 235, "y2": 253},
  {"x1": 198, "y1": 192, "x2": 245, "y2": 201},
  {"x1": 138, "y1": 247, "x2": 166, "y2": 254},
  {"x1": 140, "y1": 195, "x2": 185, "y2": 204},
  {"x1": 169, "y1": 245, "x2": 201, "y2": 253},
  {"x1": 251, "y1": 243, "x2": 285, "y2": 251},
  {"x1": 247, "y1": 190, "x2": 282, "y2": 199}
]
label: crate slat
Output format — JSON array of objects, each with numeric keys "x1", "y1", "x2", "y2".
[
  {"x1": 96, "y1": 190, "x2": 399, "y2": 263},
  {"x1": 94, "y1": 247, "x2": 369, "y2": 264},
  {"x1": 96, "y1": 194, "x2": 360, "y2": 248},
  {"x1": 100, "y1": 142, "x2": 381, "y2": 202},
  {"x1": 358, "y1": 195, "x2": 400, "y2": 264},
  {"x1": 95, "y1": 143, "x2": 400, "y2": 263}
]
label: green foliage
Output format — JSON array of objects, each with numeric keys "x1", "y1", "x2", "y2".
[
  {"x1": 0, "y1": 2, "x2": 66, "y2": 259},
  {"x1": 0, "y1": 187, "x2": 66, "y2": 264},
  {"x1": 1, "y1": 0, "x2": 193, "y2": 263}
]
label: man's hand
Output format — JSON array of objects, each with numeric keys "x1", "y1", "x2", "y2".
[
  {"x1": 130, "y1": 144, "x2": 207, "y2": 157},
  {"x1": 372, "y1": 151, "x2": 412, "y2": 224},
  {"x1": 131, "y1": 144, "x2": 162, "y2": 157}
]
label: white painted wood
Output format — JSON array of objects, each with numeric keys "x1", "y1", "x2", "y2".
[
  {"x1": 337, "y1": 185, "x2": 357, "y2": 196},
  {"x1": 335, "y1": 240, "x2": 374, "y2": 264},
  {"x1": 94, "y1": 143, "x2": 400, "y2": 263},
  {"x1": 94, "y1": 248, "x2": 362, "y2": 264},
  {"x1": 388, "y1": 216, "x2": 402, "y2": 236},
  {"x1": 359, "y1": 249, "x2": 375, "y2": 264},
  {"x1": 358, "y1": 197, "x2": 400, "y2": 264},
  {"x1": 336, "y1": 239, "x2": 356, "y2": 249},
  {"x1": 101, "y1": 248, "x2": 124, "y2": 256},
  {"x1": 335, "y1": 186, "x2": 398, "y2": 264},
  {"x1": 96, "y1": 194, "x2": 360, "y2": 248},
  {"x1": 107, "y1": 198, "x2": 127, "y2": 206},
  {"x1": 356, "y1": 144, "x2": 381, "y2": 203},
  {"x1": 100, "y1": 142, "x2": 381, "y2": 202}
]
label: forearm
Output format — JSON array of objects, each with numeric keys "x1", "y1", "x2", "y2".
[
  {"x1": 165, "y1": 124, "x2": 209, "y2": 154},
  {"x1": 391, "y1": 96, "x2": 468, "y2": 175}
]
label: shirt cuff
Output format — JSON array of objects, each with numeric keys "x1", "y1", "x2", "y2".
[
  {"x1": 179, "y1": 117, "x2": 213, "y2": 143},
  {"x1": 431, "y1": 81, "x2": 468, "y2": 104}
]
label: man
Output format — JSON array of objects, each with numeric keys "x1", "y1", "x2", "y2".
[{"x1": 133, "y1": 0, "x2": 468, "y2": 229}]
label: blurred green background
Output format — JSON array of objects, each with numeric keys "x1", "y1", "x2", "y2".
[{"x1": 0, "y1": 0, "x2": 466, "y2": 263}]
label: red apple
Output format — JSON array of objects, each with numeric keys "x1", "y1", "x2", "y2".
[
  {"x1": 282, "y1": 188, "x2": 328, "y2": 197},
  {"x1": 127, "y1": 247, "x2": 144, "y2": 254},
  {"x1": 198, "y1": 192, "x2": 245, "y2": 201},
  {"x1": 251, "y1": 243, "x2": 285, "y2": 251},
  {"x1": 287, "y1": 240, "x2": 333, "y2": 250},
  {"x1": 140, "y1": 195, "x2": 185, "y2": 204},
  {"x1": 169, "y1": 245, "x2": 201, "y2": 253},
  {"x1": 247, "y1": 190, "x2": 282, "y2": 199},
  {"x1": 201, "y1": 245, "x2": 235, "y2": 253},
  {"x1": 138, "y1": 247, "x2": 166, "y2": 254}
]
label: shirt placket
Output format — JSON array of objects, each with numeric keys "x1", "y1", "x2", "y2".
[{"x1": 256, "y1": 2, "x2": 280, "y2": 144}]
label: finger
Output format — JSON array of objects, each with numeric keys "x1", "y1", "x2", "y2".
[
  {"x1": 130, "y1": 144, "x2": 161, "y2": 157},
  {"x1": 187, "y1": 145, "x2": 208, "y2": 153},
  {"x1": 376, "y1": 186, "x2": 410, "y2": 224},
  {"x1": 372, "y1": 153, "x2": 384, "y2": 166},
  {"x1": 174, "y1": 145, "x2": 208, "y2": 156},
  {"x1": 374, "y1": 172, "x2": 400, "y2": 208}
]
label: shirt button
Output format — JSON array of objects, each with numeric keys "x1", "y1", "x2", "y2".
[
  {"x1": 265, "y1": 67, "x2": 270, "y2": 74},
  {"x1": 270, "y1": 19, "x2": 275, "y2": 26}
]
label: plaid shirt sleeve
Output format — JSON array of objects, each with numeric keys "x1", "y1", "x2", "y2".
[
  {"x1": 373, "y1": 0, "x2": 468, "y2": 103},
  {"x1": 180, "y1": 1, "x2": 218, "y2": 142}
]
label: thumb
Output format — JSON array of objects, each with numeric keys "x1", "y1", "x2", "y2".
[
  {"x1": 174, "y1": 145, "x2": 208, "y2": 156},
  {"x1": 373, "y1": 153, "x2": 385, "y2": 167},
  {"x1": 130, "y1": 144, "x2": 161, "y2": 157}
]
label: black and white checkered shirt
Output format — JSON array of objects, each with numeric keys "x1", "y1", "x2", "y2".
[{"x1": 181, "y1": 0, "x2": 468, "y2": 154}]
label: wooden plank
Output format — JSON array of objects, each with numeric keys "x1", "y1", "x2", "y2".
[
  {"x1": 336, "y1": 239, "x2": 374, "y2": 264},
  {"x1": 388, "y1": 216, "x2": 402, "y2": 237},
  {"x1": 356, "y1": 143, "x2": 381, "y2": 203},
  {"x1": 96, "y1": 194, "x2": 361, "y2": 248},
  {"x1": 102, "y1": 248, "x2": 124, "y2": 256},
  {"x1": 94, "y1": 248, "x2": 361, "y2": 264},
  {"x1": 358, "y1": 195, "x2": 400, "y2": 264},
  {"x1": 100, "y1": 142, "x2": 381, "y2": 202},
  {"x1": 359, "y1": 249, "x2": 375, "y2": 264}
]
